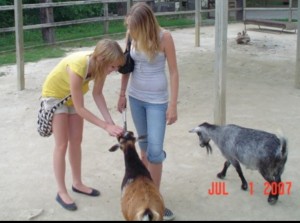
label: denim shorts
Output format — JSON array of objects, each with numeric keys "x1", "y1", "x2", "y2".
[
  {"x1": 41, "y1": 97, "x2": 76, "y2": 114},
  {"x1": 129, "y1": 96, "x2": 167, "y2": 164}
]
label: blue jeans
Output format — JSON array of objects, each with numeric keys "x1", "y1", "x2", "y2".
[{"x1": 129, "y1": 96, "x2": 167, "y2": 164}]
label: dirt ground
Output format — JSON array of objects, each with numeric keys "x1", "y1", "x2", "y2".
[{"x1": 0, "y1": 23, "x2": 300, "y2": 221}]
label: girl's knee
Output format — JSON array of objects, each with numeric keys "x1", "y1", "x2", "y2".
[{"x1": 147, "y1": 150, "x2": 166, "y2": 163}]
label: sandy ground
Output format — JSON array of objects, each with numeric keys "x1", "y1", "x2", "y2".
[{"x1": 0, "y1": 23, "x2": 300, "y2": 221}]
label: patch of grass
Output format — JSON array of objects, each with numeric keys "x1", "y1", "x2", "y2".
[
  {"x1": 25, "y1": 46, "x2": 66, "y2": 62},
  {"x1": 0, "y1": 46, "x2": 66, "y2": 66},
  {"x1": 158, "y1": 16, "x2": 194, "y2": 28}
]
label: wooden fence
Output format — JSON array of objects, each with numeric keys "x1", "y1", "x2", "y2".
[
  {"x1": 1, "y1": 0, "x2": 298, "y2": 90},
  {"x1": 0, "y1": 0, "x2": 244, "y2": 34},
  {"x1": 1, "y1": 0, "x2": 132, "y2": 34}
]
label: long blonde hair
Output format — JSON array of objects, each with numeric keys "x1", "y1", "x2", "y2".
[
  {"x1": 90, "y1": 39, "x2": 125, "y2": 85},
  {"x1": 125, "y1": 2, "x2": 161, "y2": 61}
]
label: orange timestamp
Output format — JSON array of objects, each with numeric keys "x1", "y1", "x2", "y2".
[{"x1": 249, "y1": 181, "x2": 292, "y2": 195}]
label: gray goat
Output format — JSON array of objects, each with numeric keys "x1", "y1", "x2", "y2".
[{"x1": 189, "y1": 122, "x2": 288, "y2": 205}]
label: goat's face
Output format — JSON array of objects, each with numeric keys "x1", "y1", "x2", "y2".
[
  {"x1": 109, "y1": 131, "x2": 146, "y2": 152},
  {"x1": 189, "y1": 126, "x2": 212, "y2": 154}
]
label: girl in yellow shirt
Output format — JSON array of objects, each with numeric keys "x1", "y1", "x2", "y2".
[{"x1": 41, "y1": 39, "x2": 125, "y2": 211}]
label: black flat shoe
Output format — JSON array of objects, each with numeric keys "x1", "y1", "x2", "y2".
[
  {"x1": 72, "y1": 186, "x2": 100, "y2": 197},
  {"x1": 56, "y1": 193, "x2": 77, "y2": 211}
]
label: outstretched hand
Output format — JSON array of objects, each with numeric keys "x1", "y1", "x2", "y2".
[{"x1": 106, "y1": 124, "x2": 124, "y2": 137}]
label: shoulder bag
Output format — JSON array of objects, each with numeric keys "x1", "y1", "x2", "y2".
[
  {"x1": 37, "y1": 95, "x2": 71, "y2": 137},
  {"x1": 118, "y1": 36, "x2": 135, "y2": 74}
]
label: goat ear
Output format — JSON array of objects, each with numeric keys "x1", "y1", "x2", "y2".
[
  {"x1": 109, "y1": 144, "x2": 120, "y2": 152},
  {"x1": 189, "y1": 126, "x2": 201, "y2": 133}
]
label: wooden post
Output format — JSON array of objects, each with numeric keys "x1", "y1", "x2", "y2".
[
  {"x1": 195, "y1": 0, "x2": 201, "y2": 47},
  {"x1": 103, "y1": 3, "x2": 109, "y2": 34},
  {"x1": 14, "y1": 0, "x2": 25, "y2": 91},
  {"x1": 127, "y1": 0, "x2": 133, "y2": 13},
  {"x1": 242, "y1": 0, "x2": 246, "y2": 21},
  {"x1": 214, "y1": 0, "x2": 228, "y2": 125},
  {"x1": 39, "y1": 0, "x2": 55, "y2": 44},
  {"x1": 288, "y1": 0, "x2": 292, "y2": 22},
  {"x1": 295, "y1": 0, "x2": 300, "y2": 88}
]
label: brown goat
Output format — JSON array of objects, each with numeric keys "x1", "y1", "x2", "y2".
[{"x1": 109, "y1": 131, "x2": 165, "y2": 221}]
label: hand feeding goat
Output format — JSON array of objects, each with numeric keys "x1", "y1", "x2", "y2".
[
  {"x1": 189, "y1": 122, "x2": 288, "y2": 205},
  {"x1": 109, "y1": 131, "x2": 165, "y2": 221}
]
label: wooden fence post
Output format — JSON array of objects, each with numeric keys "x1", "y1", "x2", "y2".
[
  {"x1": 127, "y1": 0, "x2": 133, "y2": 12},
  {"x1": 39, "y1": 0, "x2": 55, "y2": 44},
  {"x1": 103, "y1": 3, "x2": 109, "y2": 34},
  {"x1": 14, "y1": 0, "x2": 25, "y2": 91},
  {"x1": 214, "y1": 0, "x2": 228, "y2": 125},
  {"x1": 195, "y1": 0, "x2": 200, "y2": 47}
]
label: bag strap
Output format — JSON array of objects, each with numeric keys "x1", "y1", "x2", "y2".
[
  {"x1": 126, "y1": 36, "x2": 131, "y2": 52},
  {"x1": 52, "y1": 94, "x2": 72, "y2": 111}
]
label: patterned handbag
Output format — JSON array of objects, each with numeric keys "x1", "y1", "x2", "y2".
[{"x1": 37, "y1": 95, "x2": 71, "y2": 137}]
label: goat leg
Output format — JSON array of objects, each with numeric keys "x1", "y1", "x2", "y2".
[
  {"x1": 261, "y1": 172, "x2": 281, "y2": 205},
  {"x1": 217, "y1": 160, "x2": 231, "y2": 179},
  {"x1": 231, "y1": 160, "x2": 248, "y2": 190},
  {"x1": 267, "y1": 176, "x2": 281, "y2": 205}
]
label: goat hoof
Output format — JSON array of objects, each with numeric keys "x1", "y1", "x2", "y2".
[
  {"x1": 268, "y1": 196, "x2": 278, "y2": 205},
  {"x1": 217, "y1": 173, "x2": 225, "y2": 179},
  {"x1": 241, "y1": 184, "x2": 248, "y2": 191}
]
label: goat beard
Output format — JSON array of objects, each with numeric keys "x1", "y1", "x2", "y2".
[{"x1": 200, "y1": 142, "x2": 212, "y2": 155}]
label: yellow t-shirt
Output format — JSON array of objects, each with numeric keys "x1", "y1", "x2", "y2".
[{"x1": 42, "y1": 51, "x2": 92, "y2": 106}]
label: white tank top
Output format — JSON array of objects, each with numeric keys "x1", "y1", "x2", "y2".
[{"x1": 128, "y1": 32, "x2": 168, "y2": 104}]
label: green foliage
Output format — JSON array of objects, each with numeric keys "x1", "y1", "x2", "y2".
[
  {"x1": 0, "y1": 0, "x2": 104, "y2": 27},
  {"x1": 53, "y1": 4, "x2": 103, "y2": 22},
  {"x1": 0, "y1": 0, "x2": 14, "y2": 28}
]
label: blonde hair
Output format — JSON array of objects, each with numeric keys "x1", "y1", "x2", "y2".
[
  {"x1": 126, "y1": 2, "x2": 161, "y2": 61},
  {"x1": 90, "y1": 39, "x2": 125, "y2": 85}
]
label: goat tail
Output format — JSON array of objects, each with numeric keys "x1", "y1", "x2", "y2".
[
  {"x1": 136, "y1": 208, "x2": 161, "y2": 221},
  {"x1": 280, "y1": 136, "x2": 288, "y2": 161},
  {"x1": 276, "y1": 129, "x2": 288, "y2": 161}
]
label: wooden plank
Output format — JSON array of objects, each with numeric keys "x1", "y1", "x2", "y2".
[{"x1": 244, "y1": 19, "x2": 297, "y2": 32}]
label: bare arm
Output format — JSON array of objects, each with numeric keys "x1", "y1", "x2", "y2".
[
  {"x1": 92, "y1": 76, "x2": 114, "y2": 124},
  {"x1": 68, "y1": 67, "x2": 123, "y2": 136},
  {"x1": 117, "y1": 74, "x2": 130, "y2": 113},
  {"x1": 162, "y1": 31, "x2": 179, "y2": 125}
]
